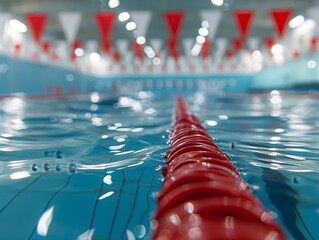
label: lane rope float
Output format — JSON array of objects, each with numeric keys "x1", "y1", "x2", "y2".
[{"x1": 151, "y1": 96, "x2": 286, "y2": 240}]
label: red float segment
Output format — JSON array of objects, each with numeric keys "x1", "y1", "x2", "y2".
[{"x1": 151, "y1": 96, "x2": 286, "y2": 240}]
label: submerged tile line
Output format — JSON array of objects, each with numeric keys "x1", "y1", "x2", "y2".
[
  {"x1": 107, "y1": 170, "x2": 125, "y2": 240},
  {"x1": 27, "y1": 175, "x2": 74, "y2": 240},
  {"x1": 88, "y1": 175, "x2": 105, "y2": 231},
  {"x1": 120, "y1": 169, "x2": 145, "y2": 240},
  {"x1": 0, "y1": 174, "x2": 45, "y2": 214}
]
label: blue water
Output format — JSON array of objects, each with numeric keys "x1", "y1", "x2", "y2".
[{"x1": 0, "y1": 90, "x2": 319, "y2": 239}]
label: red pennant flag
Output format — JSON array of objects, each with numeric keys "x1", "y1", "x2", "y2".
[
  {"x1": 310, "y1": 36, "x2": 318, "y2": 53},
  {"x1": 42, "y1": 41, "x2": 51, "y2": 54},
  {"x1": 168, "y1": 39, "x2": 179, "y2": 61},
  {"x1": 292, "y1": 50, "x2": 300, "y2": 59},
  {"x1": 225, "y1": 50, "x2": 233, "y2": 60},
  {"x1": 26, "y1": 13, "x2": 48, "y2": 44},
  {"x1": 133, "y1": 40, "x2": 144, "y2": 61},
  {"x1": 164, "y1": 11, "x2": 185, "y2": 39},
  {"x1": 232, "y1": 38, "x2": 243, "y2": 53},
  {"x1": 270, "y1": 8, "x2": 292, "y2": 38},
  {"x1": 233, "y1": 10, "x2": 254, "y2": 38},
  {"x1": 14, "y1": 43, "x2": 22, "y2": 57},
  {"x1": 113, "y1": 51, "x2": 121, "y2": 63},
  {"x1": 95, "y1": 12, "x2": 115, "y2": 41},
  {"x1": 265, "y1": 37, "x2": 275, "y2": 55},
  {"x1": 201, "y1": 39, "x2": 210, "y2": 60},
  {"x1": 102, "y1": 40, "x2": 112, "y2": 53},
  {"x1": 71, "y1": 40, "x2": 81, "y2": 61}
]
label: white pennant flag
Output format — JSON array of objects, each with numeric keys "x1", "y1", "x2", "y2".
[
  {"x1": 116, "y1": 39, "x2": 129, "y2": 54},
  {"x1": 182, "y1": 38, "x2": 194, "y2": 58},
  {"x1": 130, "y1": 11, "x2": 152, "y2": 37},
  {"x1": 200, "y1": 10, "x2": 222, "y2": 40},
  {"x1": 247, "y1": 37, "x2": 260, "y2": 51},
  {"x1": 150, "y1": 39, "x2": 163, "y2": 52},
  {"x1": 85, "y1": 40, "x2": 98, "y2": 53},
  {"x1": 58, "y1": 12, "x2": 82, "y2": 43},
  {"x1": 0, "y1": 13, "x2": 10, "y2": 41},
  {"x1": 215, "y1": 37, "x2": 228, "y2": 61},
  {"x1": 308, "y1": 7, "x2": 319, "y2": 34}
]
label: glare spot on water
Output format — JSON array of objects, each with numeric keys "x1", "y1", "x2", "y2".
[
  {"x1": 77, "y1": 229, "x2": 95, "y2": 240},
  {"x1": 274, "y1": 128, "x2": 284, "y2": 133},
  {"x1": 90, "y1": 104, "x2": 99, "y2": 112},
  {"x1": 92, "y1": 118, "x2": 102, "y2": 126},
  {"x1": 98, "y1": 191, "x2": 115, "y2": 200},
  {"x1": 10, "y1": 171, "x2": 30, "y2": 180},
  {"x1": 134, "y1": 225, "x2": 146, "y2": 238},
  {"x1": 101, "y1": 135, "x2": 109, "y2": 139},
  {"x1": 218, "y1": 115, "x2": 229, "y2": 120},
  {"x1": 205, "y1": 120, "x2": 218, "y2": 127},
  {"x1": 90, "y1": 92, "x2": 100, "y2": 103},
  {"x1": 109, "y1": 144, "x2": 125, "y2": 150},
  {"x1": 126, "y1": 229, "x2": 136, "y2": 240},
  {"x1": 131, "y1": 128, "x2": 144, "y2": 133},
  {"x1": 144, "y1": 108, "x2": 156, "y2": 115},
  {"x1": 103, "y1": 175, "x2": 112, "y2": 185},
  {"x1": 37, "y1": 206, "x2": 54, "y2": 237},
  {"x1": 270, "y1": 136, "x2": 281, "y2": 141}
]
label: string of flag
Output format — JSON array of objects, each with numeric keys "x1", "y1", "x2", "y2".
[{"x1": 0, "y1": 7, "x2": 318, "y2": 75}]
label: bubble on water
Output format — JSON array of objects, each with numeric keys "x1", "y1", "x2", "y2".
[
  {"x1": 293, "y1": 177, "x2": 300, "y2": 184},
  {"x1": 32, "y1": 164, "x2": 39, "y2": 171},
  {"x1": 56, "y1": 150, "x2": 63, "y2": 159},
  {"x1": 56, "y1": 165, "x2": 62, "y2": 171},
  {"x1": 44, "y1": 163, "x2": 50, "y2": 171},
  {"x1": 69, "y1": 163, "x2": 77, "y2": 173},
  {"x1": 134, "y1": 225, "x2": 146, "y2": 238}
]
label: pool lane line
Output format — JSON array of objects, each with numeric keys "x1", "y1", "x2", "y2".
[{"x1": 151, "y1": 95, "x2": 286, "y2": 240}]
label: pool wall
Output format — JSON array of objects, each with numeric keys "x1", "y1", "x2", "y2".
[{"x1": 1, "y1": 53, "x2": 319, "y2": 96}]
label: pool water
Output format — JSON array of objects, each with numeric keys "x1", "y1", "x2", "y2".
[{"x1": 0, "y1": 90, "x2": 319, "y2": 239}]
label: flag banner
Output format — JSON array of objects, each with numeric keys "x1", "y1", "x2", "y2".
[
  {"x1": 270, "y1": 8, "x2": 292, "y2": 38},
  {"x1": 130, "y1": 11, "x2": 152, "y2": 37},
  {"x1": 59, "y1": 12, "x2": 82, "y2": 43},
  {"x1": 164, "y1": 11, "x2": 185, "y2": 39},
  {"x1": 26, "y1": 13, "x2": 48, "y2": 44},
  {"x1": 0, "y1": 13, "x2": 10, "y2": 41},
  {"x1": 233, "y1": 10, "x2": 254, "y2": 39},
  {"x1": 200, "y1": 10, "x2": 222, "y2": 40}
]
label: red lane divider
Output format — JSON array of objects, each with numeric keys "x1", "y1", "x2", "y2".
[{"x1": 151, "y1": 96, "x2": 286, "y2": 240}]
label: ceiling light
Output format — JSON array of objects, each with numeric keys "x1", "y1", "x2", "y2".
[
  {"x1": 126, "y1": 21, "x2": 136, "y2": 31},
  {"x1": 147, "y1": 50, "x2": 155, "y2": 58},
  {"x1": 289, "y1": 15, "x2": 304, "y2": 29},
  {"x1": 198, "y1": 27, "x2": 209, "y2": 37},
  {"x1": 90, "y1": 52, "x2": 101, "y2": 62},
  {"x1": 211, "y1": 0, "x2": 224, "y2": 6},
  {"x1": 201, "y1": 20, "x2": 209, "y2": 29},
  {"x1": 9, "y1": 19, "x2": 27, "y2": 33},
  {"x1": 196, "y1": 35, "x2": 206, "y2": 44},
  {"x1": 136, "y1": 36, "x2": 146, "y2": 45},
  {"x1": 191, "y1": 43, "x2": 202, "y2": 57},
  {"x1": 252, "y1": 50, "x2": 262, "y2": 59},
  {"x1": 152, "y1": 57, "x2": 161, "y2": 65},
  {"x1": 118, "y1": 12, "x2": 130, "y2": 22},
  {"x1": 271, "y1": 44, "x2": 283, "y2": 55},
  {"x1": 108, "y1": 0, "x2": 120, "y2": 8},
  {"x1": 74, "y1": 48, "x2": 84, "y2": 57},
  {"x1": 144, "y1": 46, "x2": 152, "y2": 54},
  {"x1": 307, "y1": 60, "x2": 316, "y2": 69}
]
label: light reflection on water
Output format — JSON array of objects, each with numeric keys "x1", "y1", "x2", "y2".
[{"x1": 0, "y1": 91, "x2": 319, "y2": 239}]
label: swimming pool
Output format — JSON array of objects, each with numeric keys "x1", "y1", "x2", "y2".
[{"x1": 0, "y1": 90, "x2": 318, "y2": 239}]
